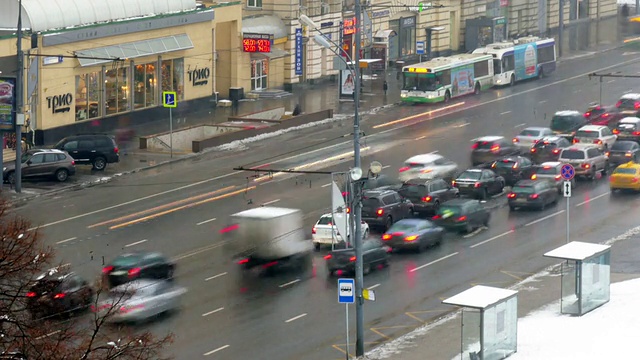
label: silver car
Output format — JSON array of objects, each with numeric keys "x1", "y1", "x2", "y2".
[
  {"x1": 513, "y1": 127, "x2": 554, "y2": 153},
  {"x1": 97, "y1": 280, "x2": 186, "y2": 323}
]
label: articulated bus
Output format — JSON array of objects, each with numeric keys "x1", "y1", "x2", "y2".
[
  {"x1": 400, "y1": 53, "x2": 494, "y2": 104},
  {"x1": 472, "y1": 36, "x2": 556, "y2": 86}
]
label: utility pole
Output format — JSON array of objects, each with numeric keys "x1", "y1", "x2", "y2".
[
  {"x1": 15, "y1": 0, "x2": 23, "y2": 193},
  {"x1": 353, "y1": 0, "x2": 364, "y2": 356},
  {"x1": 558, "y1": 0, "x2": 564, "y2": 58}
]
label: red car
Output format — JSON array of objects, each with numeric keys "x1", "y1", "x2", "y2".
[{"x1": 584, "y1": 104, "x2": 621, "y2": 127}]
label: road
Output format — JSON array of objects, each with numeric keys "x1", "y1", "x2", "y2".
[{"x1": 15, "y1": 47, "x2": 640, "y2": 359}]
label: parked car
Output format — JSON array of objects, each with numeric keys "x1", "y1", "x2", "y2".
[
  {"x1": 558, "y1": 144, "x2": 609, "y2": 180},
  {"x1": 53, "y1": 133, "x2": 120, "y2": 170},
  {"x1": 432, "y1": 199, "x2": 490, "y2": 233},
  {"x1": 490, "y1": 156, "x2": 536, "y2": 186},
  {"x1": 398, "y1": 153, "x2": 459, "y2": 182},
  {"x1": 381, "y1": 219, "x2": 444, "y2": 252},
  {"x1": 26, "y1": 266, "x2": 93, "y2": 320},
  {"x1": 311, "y1": 213, "x2": 370, "y2": 249},
  {"x1": 508, "y1": 180, "x2": 559, "y2": 211},
  {"x1": 530, "y1": 162, "x2": 575, "y2": 193},
  {"x1": 3, "y1": 149, "x2": 75, "y2": 183},
  {"x1": 397, "y1": 178, "x2": 459, "y2": 215},
  {"x1": 360, "y1": 189, "x2": 413, "y2": 231},
  {"x1": 610, "y1": 161, "x2": 640, "y2": 192},
  {"x1": 324, "y1": 239, "x2": 390, "y2": 276},
  {"x1": 606, "y1": 141, "x2": 640, "y2": 167},
  {"x1": 529, "y1": 136, "x2": 573, "y2": 164},
  {"x1": 512, "y1": 127, "x2": 554, "y2": 153},
  {"x1": 550, "y1": 110, "x2": 588, "y2": 139},
  {"x1": 102, "y1": 252, "x2": 175, "y2": 289},
  {"x1": 452, "y1": 168, "x2": 505, "y2": 200},
  {"x1": 613, "y1": 117, "x2": 640, "y2": 142},
  {"x1": 471, "y1": 136, "x2": 519, "y2": 166},
  {"x1": 572, "y1": 125, "x2": 617, "y2": 150}
]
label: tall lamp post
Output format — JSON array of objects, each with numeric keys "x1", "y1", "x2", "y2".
[
  {"x1": 15, "y1": 0, "x2": 24, "y2": 193},
  {"x1": 300, "y1": 11, "x2": 366, "y2": 357}
]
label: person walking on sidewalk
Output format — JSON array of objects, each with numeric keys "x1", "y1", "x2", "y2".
[{"x1": 383, "y1": 80, "x2": 388, "y2": 96}]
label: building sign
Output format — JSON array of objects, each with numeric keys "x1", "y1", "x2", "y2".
[
  {"x1": 242, "y1": 33, "x2": 272, "y2": 53},
  {"x1": 0, "y1": 78, "x2": 16, "y2": 131},
  {"x1": 47, "y1": 93, "x2": 73, "y2": 114},
  {"x1": 188, "y1": 67, "x2": 211, "y2": 86},
  {"x1": 500, "y1": 0, "x2": 509, "y2": 6},
  {"x1": 343, "y1": 17, "x2": 357, "y2": 35},
  {"x1": 372, "y1": 10, "x2": 390, "y2": 18},
  {"x1": 401, "y1": 17, "x2": 416, "y2": 28},
  {"x1": 320, "y1": 22, "x2": 334, "y2": 28},
  {"x1": 295, "y1": 28, "x2": 303, "y2": 76},
  {"x1": 43, "y1": 56, "x2": 63, "y2": 66}
]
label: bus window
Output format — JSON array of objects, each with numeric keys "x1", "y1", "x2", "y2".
[
  {"x1": 537, "y1": 46, "x2": 555, "y2": 63},
  {"x1": 493, "y1": 58, "x2": 502, "y2": 74},
  {"x1": 502, "y1": 55, "x2": 515, "y2": 71},
  {"x1": 440, "y1": 70, "x2": 452, "y2": 86},
  {"x1": 474, "y1": 61, "x2": 490, "y2": 78}
]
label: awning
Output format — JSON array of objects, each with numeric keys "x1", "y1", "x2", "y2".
[
  {"x1": 251, "y1": 48, "x2": 289, "y2": 60},
  {"x1": 75, "y1": 34, "x2": 194, "y2": 67},
  {"x1": 373, "y1": 29, "x2": 397, "y2": 41},
  {"x1": 242, "y1": 15, "x2": 287, "y2": 40}
]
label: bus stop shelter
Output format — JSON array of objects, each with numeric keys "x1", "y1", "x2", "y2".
[
  {"x1": 544, "y1": 241, "x2": 611, "y2": 316},
  {"x1": 443, "y1": 285, "x2": 518, "y2": 360}
]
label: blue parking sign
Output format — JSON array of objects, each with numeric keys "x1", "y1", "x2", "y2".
[
  {"x1": 338, "y1": 278, "x2": 355, "y2": 304},
  {"x1": 163, "y1": 91, "x2": 177, "y2": 108}
]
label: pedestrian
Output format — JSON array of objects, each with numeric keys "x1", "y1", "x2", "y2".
[
  {"x1": 292, "y1": 103, "x2": 302, "y2": 116},
  {"x1": 383, "y1": 80, "x2": 388, "y2": 96}
]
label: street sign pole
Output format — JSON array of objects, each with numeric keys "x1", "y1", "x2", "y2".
[
  {"x1": 162, "y1": 91, "x2": 177, "y2": 158},
  {"x1": 338, "y1": 278, "x2": 355, "y2": 359},
  {"x1": 566, "y1": 184, "x2": 570, "y2": 243},
  {"x1": 560, "y1": 164, "x2": 575, "y2": 244},
  {"x1": 169, "y1": 107, "x2": 173, "y2": 158},
  {"x1": 345, "y1": 304, "x2": 349, "y2": 360}
]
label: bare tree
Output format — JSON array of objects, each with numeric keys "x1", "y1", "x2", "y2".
[{"x1": 0, "y1": 199, "x2": 173, "y2": 359}]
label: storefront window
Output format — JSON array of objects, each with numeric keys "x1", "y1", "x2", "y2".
[
  {"x1": 105, "y1": 67, "x2": 130, "y2": 115},
  {"x1": 134, "y1": 63, "x2": 157, "y2": 109},
  {"x1": 161, "y1": 59, "x2": 184, "y2": 100},
  {"x1": 389, "y1": 17, "x2": 416, "y2": 59},
  {"x1": 75, "y1": 72, "x2": 100, "y2": 121},
  {"x1": 251, "y1": 59, "x2": 268, "y2": 90}
]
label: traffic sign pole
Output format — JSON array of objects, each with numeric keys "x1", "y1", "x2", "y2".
[
  {"x1": 345, "y1": 304, "x2": 349, "y2": 360},
  {"x1": 338, "y1": 278, "x2": 355, "y2": 359},
  {"x1": 169, "y1": 107, "x2": 173, "y2": 158},
  {"x1": 560, "y1": 164, "x2": 575, "y2": 244},
  {"x1": 163, "y1": 91, "x2": 178, "y2": 158}
]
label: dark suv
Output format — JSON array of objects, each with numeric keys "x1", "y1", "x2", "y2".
[
  {"x1": 26, "y1": 268, "x2": 93, "y2": 320},
  {"x1": 470, "y1": 136, "x2": 519, "y2": 166},
  {"x1": 529, "y1": 136, "x2": 572, "y2": 164},
  {"x1": 54, "y1": 134, "x2": 119, "y2": 170},
  {"x1": 398, "y1": 178, "x2": 459, "y2": 215},
  {"x1": 361, "y1": 189, "x2": 413, "y2": 231},
  {"x1": 550, "y1": 111, "x2": 588, "y2": 139},
  {"x1": 3, "y1": 149, "x2": 76, "y2": 183},
  {"x1": 102, "y1": 252, "x2": 175, "y2": 289}
]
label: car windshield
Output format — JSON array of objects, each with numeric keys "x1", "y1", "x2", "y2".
[
  {"x1": 575, "y1": 130, "x2": 599, "y2": 138},
  {"x1": 388, "y1": 222, "x2": 418, "y2": 232},
  {"x1": 495, "y1": 160, "x2": 516, "y2": 168},
  {"x1": 613, "y1": 168, "x2": 638, "y2": 175},
  {"x1": 399, "y1": 185, "x2": 422, "y2": 196},
  {"x1": 519, "y1": 129, "x2": 541, "y2": 137},
  {"x1": 474, "y1": 141, "x2": 497, "y2": 150},
  {"x1": 458, "y1": 171, "x2": 482, "y2": 180},
  {"x1": 362, "y1": 198, "x2": 381, "y2": 208},
  {"x1": 612, "y1": 142, "x2": 635, "y2": 151},
  {"x1": 536, "y1": 167, "x2": 558, "y2": 175},
  {"x1": 617, "y1": 123, "x2": 637, "y2": 131},
  {"x1": 617, "y1": 98, "x2": 638, "y2": 111},
  {"x1": 561, "y1": 150, "x2": 585, "y2": 160},
  {"x1": 30, "y1": 279, "x2": 61, "y2": 294},
  {"x1": 551, "y1": 116, "x2": 577, "y2": 131},
  {"x1": 317, "y1": 216, "x2": 333, "y2": 225},
  {"x1": 513, "y1": 186, "x2": 535, "y2": 194}
]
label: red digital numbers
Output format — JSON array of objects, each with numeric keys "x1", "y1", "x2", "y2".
[{"x1": 243, "y1": 38, "x2": 271, "y2": 53}]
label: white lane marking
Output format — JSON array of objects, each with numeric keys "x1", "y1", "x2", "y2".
[
  {"x1": 525, "y1": 210, "x2": 565, "y2": 227},
  {"x1": 204, "y1": 345, "x2": 230, "y2": 356},
  {"x1": 514, "y1": 123, "x2": 527, "y2": 128},
  {"x1": 576, "y1": 192, "x2": 610, "y2": 207},
  {"x1": 538, "y1": 100, "x2": 548, "y2": 104},
  {"x1": 410, "y1": 252, "x2": 459, "y2": 272},
  {"x1": 56, "y1": 237, "x2": 77, "y2": 244},
  {"x1": 124, "y1": 239, "x2": 147, "y2": 248},
  {"x1": 196, "y1": 218, "x2": 217, "y2": 226},
  {"x1": 454, "y1": 122, "x2": 470, "y2": 128},
  {"x1": 279, "y1": 279, "x2": 301, "y2": 288},
  {"x1": 263, "y1": 199, "x2": 281, "y2": 206},
  {"x1": 202, "y1": 307, "x2": 224, "y2": 317},
  {"x1": 462, "y1": 227, "x2": 484, "y2": 238},
  {"x1": 321, "y1": 183, "x2": 332, "y2": 188},
  {"x1": 172, "y1": 241, "x2": 228, "y2": 262},
  {"x1": 382, "y1": 165, "x2": 391, "y2": 169},
  {"x1": 368, "y1": 283, "x2": 381, "y2": 290},
  {"x1": 470, "y1": 230, "x2": 515, "y2": 249},
  {"x1": 607, "y1": 80, "x2": 615, "y2": 83},
  {"x1": 205, "y1": 272, "x2": 227, "y2": 281},
  {"x1": 415, "y1": 135, "x2": 427, "y2": 140},
  {"x1": 500, "y1": 111, "x2": 512, "y2": 115},
  {"x1": 285, "y1": 313, "x2": 308, "y2": 323},
  {"x1": 35, "y1": 330, "x2": 60, "y2": 340}
]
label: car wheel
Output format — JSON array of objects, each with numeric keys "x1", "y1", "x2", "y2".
[
  {"x1": 314, "y1": 243, "x2": 321, "y2": 251},
  {"x1": 55, "y1": 169, "x2": 69, "y2": 182},
  {"x1": 363, "y1": 264, "x2": 372, "y2": 275},
  {"x1": 433, "y1": 200, "x2": 440, "y2": 212},
  {"x1": 538, "y1": 67, "x2": 544, "y2": 79},
  {"x1": 444, "y1": 91, "x2": 451, "y2": 103},
  {"x1": 602, "y1": 162, "x2": 609, "y2": 175},
  {"x1": 509, "y1": 205, "x2": 516, "y2": 211},
  {"x1": 474, "y1": 83, "x2": 481, "y2": 95},
  {"x1": 464, "y1": 223, "x2": 474, "y2": 234},
  {"x1": 385, "y1": 216, "x2": 393, "y2": 231},
  {"x1": 510, "y1": 74, "x2": 515, "y2": 86},
  {"x1": 6, "y1": 171, "x2": 14, "y2": 184},
  {"x1": 92, "y1": 157, "x2": 107, "y2": 171},
  {"x1": 479, "y1": 188, "x2": 488, "y2": 200}
]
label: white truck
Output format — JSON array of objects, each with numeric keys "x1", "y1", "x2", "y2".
[{"x1": 225, "y1": 207, "x2": 314, "y2": 273}]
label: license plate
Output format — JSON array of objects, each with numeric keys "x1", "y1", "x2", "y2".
[
  {"x1": 111, "y1": 270, "x2": 127, "y2": 276},
  {"x1": 515, "y1": 198, "x2": 526, "y2": 203}
]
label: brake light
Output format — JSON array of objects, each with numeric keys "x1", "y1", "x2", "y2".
[
  {"x1": 422, "y1": 196, "x2": 432, "y2": 202},
  {"x1": 53, "y1": 293, "x2": 66, "y2": 299},
  {"x1": 616, "y1": 100, "x2": 623, "y2": 107},
  {"x1": 530, "y1": 148, "x2": 537, "y2": 153},
  {"x1": 601, "y1": 113, "x2": 610, "y2": 118},
  {"x1": 102, "y1": 266, "x2": 114, "y2": 274},
  {"x1": 346, "y1": 207, "x2": 350, "y2": 213},
  {"x1": 342, "y1": 191, "x2": 349, "y2": 197},
  {"x1": 71, "y1": 160, "x2": 75, "y2": 165},
  {"x1": 238, "y1": 258, "x2": 249, "y2": 265},
  {"x1": 582, "y1": 163, "x2": 591, "y2": 169},
  {"x1": 382, "y1": 234, "x2": 392, "y2": 240},
  {"x1": 324, "y1": 254, "x2": 333, "y2": 260},
  {"x1": 512, "y1": 162, "x2": 519, "y2": 169},
  {"x1": 543, "y1": 165, "x2": 552, "y2": 169},
  {"x1": 119, "y1": 304, "x2": 144, "y2": 314},
  {"x1": 262, "y1": 261, "x2": 278, "y2": 269},
  {"x1": 507, "y1": 193, "x2": 516, "y2": 198},
  {"x1": 529, "y1": 194, "x2": 539, "y2": 199},
  {"x1": 474, "y1": 182, "x2": 481, "y2": 188},
  {"x1": 634, "y1": 131, "x2": 640, "y2": 136},
  {"x1": 392, "y1": 232, "x2": 405, "y2": 236},
  {"x1": 26, "y1": 291, "x2": 36, "y2": 298},
  {"x1": 128, "y1": 267, "x2": 141, "y2": 277},
  {"x1": 512, "y1": 138, "x2": 519, "y2": 143},
  {"x1": 626, "y1": 152, "x2": 633, "y2": 157},
  {"x1": 456, "y1": 216, "x2": 467, "y2": 222},
  {"x1": 573, "y1": 138, "x2": 579, "y2": 143},
  {"x1": 472, "y1": 143, "x2": 479, "y2": 149},
  {"x1": 490, "y1": 145, "x2": 500, "y2": 152},
  {"x1": 376, "y1": 208, "x2": 384, "y2": 216},
  {"x1": 451, "y1": 180, "x2": 456, "y2": 186},
  {"x1": 633, "y1": 177, "x2": 639, "y2": 183},
  {"x1": 432, "y1": 215, "x2": 442, "y2": 220},
  {"x1": 555, "y1": 175, "x2": 562, "y2": 180},
  {"x1": 635, "y1": 102, "x2": 640, "y2": 109},
  {"x1": 530, "y1": 174, "x2": 537, "y2": 180},
  {"x1": 594, "y1": 139, "x2": 603, "y2": 145},
  {"x1": 114, "y1": 147, "x2": 119, "y2": 154},
  {"x1": 584, "y1": 112, "x2": 591, "y2": 118},
  {"x1": 349, "y1": 256, "x2": 356, "y2": 262},
  {"x1": 613, "y1": 129, "x2": 620, "y2": 134},
  {"x1": 220, "y1": 224, "x2": 239, "y2": 234},
  {"x1": 399, "y1": 166, "x2": 410, "y2": 172},
  {"x1": 404, "y1": 235, "x2": 418, "y2": 242},
  {"x1": 312, "y1": 227, "x2": 316, "y2": 234},
  {"x1": 552, "y1": 148, "x2": 561, "y2": 154}
]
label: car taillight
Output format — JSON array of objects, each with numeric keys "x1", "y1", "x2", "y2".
[
  {"x1": 626, "y1": 152, "x2": 633, "y2": 157},
  {"x1": 616, "y1": 100, "x2": 623, "y2": 107},
  {"x1": 530, "y1": 148, "x2": 537, "y2": 153},
  {"x1": 507, "y1": 193, "x2": 516, "y2": 198},
  {"x1": 529, "y1": 194, "x2": 539, "y2": 199},
  {"x1": 26, "y1": 291, "x2": 36, "y2": 298},
  {"x1": 432, "y1": 215, "x2": 442, "y2": 220},
  {"x1": 238, "y1": 258, "x2": 249, "y2": 265},
  {"x1": 512, "y1": 138, "x2": 519, "y2": 143},
  {"x1": 552, "y1": 148, "x2": 561, "y2": 154},
  {"x1": 530, "y1": 174, "x2": 537, "y2": 180},
  {"x1": 601, "y1": 113, "x2": 610, "y2": 118},
  {"x1": 573, "y1": 138, "x2": 579, "y2": 143},
  {"x1": 102, "y1": 266, "x2": 114, "y2": 274},
  {"x1": 399, "y1": 166, "x2": 410, "y2": 172},
  {"x1": 376, "y1": 208, "x2": 384, "y2": 216},
  {"x1": 635, "y1": 102, "x2": 640, "y2": 109},
  {"x1": 349, "y1": 256, "x2": 356, "y2": 262},
  {"x1": 346, "y1": 207, "x2": 351, "y2": 213},
  {"x1": 555, "y1": 175, "x2": 562, "y2": 180},
  {"x1": 382, "y1": 234, "x2": 392, "y2": 240},
  {"x1": 342, "y1": 191, "x2": 349, "y2": 197},
  {"x1": 422, "y1": 196, "x2": 432, "y2": 202},
  {"x1": 404, "y1": 235, "x2": 418, "y2": 242},
  {"x1": 128, "y1": 267, "x2": 141, "y2": 277},
  {"x1": 451, "y1": 180, "x2": 456, "y2": 186},
  {"x1": 594, "y1": 139, "x2": 603, "y2": 145},
  {"x1": 220, "y1": 224, "x2": 239, "y2": 234},
  {"x1": 613, "y1": 129, "x2": 620, "y2": 134},
  {"x1": 634, "y1": 131, "x2": 640, "y2": 136},
  {"x1": 456, "y1": 216, "x2": 467, "y2": 222},
  {"x1": 581, "y1": 163, "x2": 591, "y2": 169},
  {"x1": 512, "y1": 163, "x2": 519, "y2": 169},
  {"x1": 605, "y1": 151, "x2": 610, "y2": 157},
  {"x1": 114, "y1": 147, "x2": 119, "y2": 154},
  {"x1": 71, "y1": 160, "x2": 75, "y2": 165},
  {"x1": 312, "y1": 227, "x2": 316, "y2": 234},
  {"x1": 474, "y1": 182, "x2": 481, "y2": 188},
  {"x1": 120, "y1": 304, "x2": 144, "y2": 314},
  {"x1": 54, "y1": 293, "x2": 66, "y2": 299},
  {"x1": 490, "y1": 145, "x2": 500, "y2": 152},
  {"x1": 472, "y1": 143, "x2": 479, "y2": 149},
  {"x1": 324, "y1": 254, "x2": 333, "y2": 260},
  {"x1": 584, "y1": 112, "x2": 591, "y2": 118},
  {"x1": 491, "y1": 163, "x2": 496, "y2": 168},
  {"x1": 633, "y1": 177, "x2": 639, "y2": 183}
]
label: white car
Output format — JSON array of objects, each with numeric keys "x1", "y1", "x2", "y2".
[
  {"x1": 512, "y1": 127, "x2": 554, "y2": 152},
  {"x1": 398, "y1": 153, "x2": 459, "y2": 182},
  {"x1": 573, "y1": 125, "x2": 617, "y2": 150},
  {"x1": 312, "y1": 213, "x2": 370, "y2": 249}
]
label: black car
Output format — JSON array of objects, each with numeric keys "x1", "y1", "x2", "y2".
[
  {"x1": 324, "y1": 239, "x2": 390, "y2": 276},
  {"x1": 529, "y1": 136, "x2": 573, "y2": 164},
  {"x1": 606, "y1": 141, "x2": 640, "y2": 167},
  {"x1": 381, "y1": 219, "x2": 444, "y2": 252},
  {"x1": 432, "y1": 199, "x2": 490, "y2": 233},
  {"x1": 102, "y1": 252, "x2": 175, "y2": 288},
  {"x1": 490, "y1": 156, "x2": 536, "y2": 186},
  {"x1": 470, "y1": 136, "x2": 519, "y2": 166},
  {"x1": 508, "y1": 180, "x2": 558, "y2": 211},
  {"x1": 26, "y1": 268, "x2": 93, "y2": 320},
  {"x1": 54, "y1": 134, "x2": 120, "y2": 170},
  {"x1": 613, "y1": 117, "x2": 640, "y2": 142},
  {"x1": 361, "y1": 189, "x2": 413, "y2": 231},
  {"x1": 452, "y1": 169, "x2": 505, "y2": 200},
  {"x1": 398, "y1": 178, "x2": 459, "y2": 215},
  {"x1": 550, "y1": 111, "x2": 588, "y2": 139}
]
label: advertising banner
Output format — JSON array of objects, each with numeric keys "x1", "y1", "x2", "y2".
[
  {"x1": 0, "y1": 77, "x2": 16, "y2": 132},
  {"x1": 450, "y1": 64, "x2": 474, "y2": 97},
  {"x1": 340, "y1": 70, "x2": 355, "y2": 97},
  {"x1": 514, "y1": 43, "x2": 538, "y2": 80},
  {"x1": 295, "y1": 28, "x2": 303, "y2": 76}
]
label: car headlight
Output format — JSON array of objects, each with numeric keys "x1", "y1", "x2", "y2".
[
  {"x1": 2, "y1": 167, "x2": 5, "y2": 171},
  {"x1": 401, "y1": 93, "x2": 407, "y2": 98}
]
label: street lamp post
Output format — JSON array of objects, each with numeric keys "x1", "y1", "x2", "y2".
[
  {"x1": 15, "y1": 0, "x2": 24, "y2": 193},
  {"x1": 300, "y1": 10, "x2": 365, "y2": 356}
]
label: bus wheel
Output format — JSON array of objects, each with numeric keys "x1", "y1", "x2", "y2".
[
  {"x1": 510, "y1": 75, "x2": 515, "y2": 86},
  {"x1": 538, "y1": 68, "x2": 544, "y2": 79},
  {"x1": 474, "y1": 83, "x2": 481, "y2": 95},
  {"x1": 444, "y1": 91, "x2": 451, "y2": 102}
]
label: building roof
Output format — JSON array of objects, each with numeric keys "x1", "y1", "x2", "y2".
[
  {"x1": 544, "y1": 241, "x2": 611, "y2": 261},
  {"x1": 1, "y1": 0, "x2": 196, "y2": 32},
  {"x1": 443, "y1": 285, "x2": 518, "y2": 310},
  {"x1": 242, "y1": 15, "x2": 287, "y2": 40}
]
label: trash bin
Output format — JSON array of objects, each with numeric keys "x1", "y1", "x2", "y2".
[{"x1": 229, "y1": 87, "x2": 244, "y2": 102}]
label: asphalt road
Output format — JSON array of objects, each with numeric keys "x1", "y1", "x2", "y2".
[{"x1": 15, "y1": 48, "x2": 640, "y2": 359}]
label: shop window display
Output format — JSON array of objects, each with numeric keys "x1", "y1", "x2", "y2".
[
  {"x1": 75, "y1": 72, "x2": 100, "y2": 121},
  {"x1": 134, "y1": 63, "x2": 157, "y2": 109},
  {"x1": 105, "y1": 67, "x2": 130, "y2": 115},
  {"x1": 251, "y1": 59, "x2": 268, "y2": 90},
  {"x1": 161, "y1": 59, "x2": 184, "y2": 100}
]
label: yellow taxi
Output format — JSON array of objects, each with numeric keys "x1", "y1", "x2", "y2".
[{"x1": 610, "y1": 161, "x2": 640, "y2": 191}]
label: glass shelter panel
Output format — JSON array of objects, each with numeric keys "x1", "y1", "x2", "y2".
[
  {"x1": 580, "y1": 252, "x2": 611, "y2": 314},
  {"x1": 561, "y1": 261, "x2": 580, "y2": 315},
  {"x1": 482, "y1": 297, "x2": 518, "y2": 360},
  {"x1": 461, "y1": 309, "x2": 481, "y2": 359}
]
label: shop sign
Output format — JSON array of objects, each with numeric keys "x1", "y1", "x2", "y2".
[
  {"x1": 321, "y1": 22, "x2": 334, "y2": 28},
  {"x1": 343, "y1": 17, "x2": 357, "y2": 35},
  {"x1": 500, "y1": 0, "x2": 509, "y2": 6},
  {"x1": 243, "y1": 33, "x2": 272, "y2": 53},
  {"x1": 188, "y1": 67, "x2": 211, "y2": 86},
  {"x1": 372, "y1": 10, "x2": 390, "y2": 18},
  {"x1": 0, "y1": 77, "x2": 16, "y2": 131},
  {"x1": 401, "y1": 17, "x2": 415, "y2": 28},
  {"x1": 494, "y1": 17, "x2": 507, "y2": 25},
  {"x1": 295, "y1": 28, "x2": 303, "y2": 76},
  {"x1": 47, "y1": 93, "x2": 73, "y2": 114}
]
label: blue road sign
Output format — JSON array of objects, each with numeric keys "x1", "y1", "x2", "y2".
[
  {"x1": 561, "y1": 164, "x2": 575, "y2": 181},
  {"x1": 163, "y1": 91, "x2": 177, "y2": 108},
  {"x1": 338, "y1": 278, "x2": 355, "y2": 304},
  {"x1": 416, "y1": 41, "x2": 425, "y2": 55}
]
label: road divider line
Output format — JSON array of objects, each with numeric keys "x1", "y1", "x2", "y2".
[
  {"x1": 410, "y1": 252, "x2": 459, "y2": 272},
  {"x1": 415, "y1": 135, "x2": 427, "y2": 140},
  {"x1": 204, "y1": 345, "x2": 230, "y2": 356},
  {"x1": 56, "y1": 237, "x2": 77, "y2": 244},
  {"x1": 373, "y1": 102, "x2": 466, "y2": 129},
  {"x1": 88, "y1": 185, "x2": 236, "y2": 228},
  {"x1": 263, "y1": 199, "x2": 281, "y2": 206},
  {"x1": 381, "y1": 165, "x2": 391, "y2": 169},
  {"x1": 279, "y1": 279, "x2": 301, "y2": 288},
  {"x1": 538, "y1": 100, "x2": 548, "y2": 104},
  {"x1": 607, "y1": 80, "x2": 615, "y2": 83},
  {"x1": 124, "y1": 239, "x2": 147, "y2": 247},
  {"x1": 500, "y1": 111, "x2": 512, "y2": 115},
  {"x1": 285, "y1": 313, "x2": 307, "y2": 323},
  {"x1": 368, "y1": 283, "x2": 380, "y2": 290},
  {"x1": 470, "y1": 230, "x2": 515, "y2": 249},
  {"x1": 525, "y1": 210, "x2": 565, "y2": 227},
  {"x1": 108, "y1": 187, "x2": 256, "y2": 230},
  {"x1": 576, "y1": 192, "x2": 610, "y2": 207},
  {"x1": 205, "y1": 272, "x2": 227, "y2": 281},
  {"x1": 197, "y1": 218, "x2": 217, "y2": 226},
  {"x1": 172, "y1": 241, "x2": 228, "y2": 262},
  {"x1": 321, "y1": 183, "x2": 332, "y2": 188},
  {"x1": 202, "y1": 307, "x2": 224, "y2": 317},
  {"x1": 514, "y1": 123, "x2": 527, "y2": 128}
]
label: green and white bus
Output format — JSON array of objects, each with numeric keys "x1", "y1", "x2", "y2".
[{"x1": 400, "y1": 53, "x2": 494, "y2": 104}]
